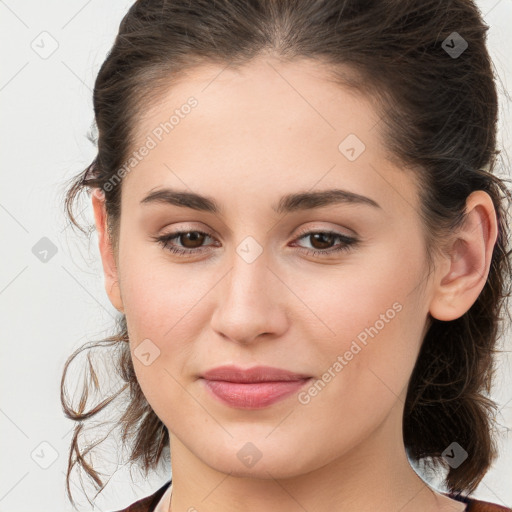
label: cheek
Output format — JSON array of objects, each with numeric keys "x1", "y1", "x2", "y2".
[
  {"x1": 119, "y1": 233, "x2": 214, "y2": 335},
  {"x1": 119, "y1": 254, "x2": 213, "y2": 414},
  {"x1": 297, "y1": 241, "x2": 424, "y2": 344},
  {"x1": 298, "y1": 239, "x2": 428, "y2": 401},
  {"x1": 118, "y1": 244, "x2": 223, "y2": 397}
]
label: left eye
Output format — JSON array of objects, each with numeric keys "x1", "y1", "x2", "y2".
[
  {"x1": 291, "y1": 230, "x2": 358, "y2": 256},
  {"x1": 153, "y1": 229, "x2": 358, "y2": 258}
]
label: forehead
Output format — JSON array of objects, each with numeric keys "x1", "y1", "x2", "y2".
[{"x1": 122, "y1": 57, "x2": 420, "y2": 219}]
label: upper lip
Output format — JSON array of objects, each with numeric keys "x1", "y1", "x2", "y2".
[{"x1": 201, "y1": 365, "x2": 311, "y2": 383}]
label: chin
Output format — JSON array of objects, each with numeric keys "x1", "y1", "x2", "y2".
[{"x1": 198, "y1": 438, "x2": 313, "y2": 480}]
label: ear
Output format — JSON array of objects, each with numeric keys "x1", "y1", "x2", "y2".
[
  {"x1": 91, "y1": 189, "x2": 124, "y2": 313},
  {"x1": 429, "y1": 190, "x2": 498, "y2": 321}
]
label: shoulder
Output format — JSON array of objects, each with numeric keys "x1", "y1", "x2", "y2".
[
  {"x1": 447, "y1": 492, "x2": 512, "y2": 512},
  {"x1": 110, "y1": 480, "x2": 172, "y2": 512},
  {"x1": 466, "y1": 498, "x2": 512, "y2": 512}
]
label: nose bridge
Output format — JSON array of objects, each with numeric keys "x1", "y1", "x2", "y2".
[
  {"x1": 223, "y1": 237, "x2": 272, "y2": 308},
  {"x1": 219, "y1": 211, "x2": 272, "y2": 295},
  {"x1": 210, "y1": 237, "x2": 286, "y2": 343}
]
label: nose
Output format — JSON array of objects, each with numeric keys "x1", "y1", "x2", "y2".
[{"x1": 209, "y1": 248, "x2": 289, "y2": 346}]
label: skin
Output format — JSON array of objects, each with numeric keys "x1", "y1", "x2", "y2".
[{"x1": 92, "y1": 57, "x2": 498, "y2": 512}]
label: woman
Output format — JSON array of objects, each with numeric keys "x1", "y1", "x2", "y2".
[{"x1": 61, "y1": 0, "x2": 512, "y2": 511}]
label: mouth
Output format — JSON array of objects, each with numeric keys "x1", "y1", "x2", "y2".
[
  {"x1": 199, "y1": 365, "x2": 312, "y2": 409},
  {"x1": 200, "y1": 364, "x2": 312, "y2": 383}
]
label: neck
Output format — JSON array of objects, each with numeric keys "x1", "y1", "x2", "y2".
[{"x1": 166, "y1": 396, "x2": 456, "y2": 512}]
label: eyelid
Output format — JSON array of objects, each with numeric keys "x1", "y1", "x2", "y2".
[
  {"x1": 156, "y1": 222, "x2": 355, "y2": 244},
  {"x1": 292, "y1": 223, "x2": 356, "y2": 239},
  {"x1": 156, "y1": 222, "x2": 215, "y2": 237}
]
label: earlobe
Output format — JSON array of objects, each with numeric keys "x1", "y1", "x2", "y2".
[
  {"x1": 429, "y1": 190, "x2": 498, "y2": 322},
  {"x1": 91, "y1": 188, "x2": 124, "y2": 313}
]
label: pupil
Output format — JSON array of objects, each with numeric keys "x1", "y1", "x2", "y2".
[
  {"x1": 182, "y1": 232, "x2": 204, "y2": 248},
  {"x1": 312, "y1": 233, "x2": 333, "y2": 249}
]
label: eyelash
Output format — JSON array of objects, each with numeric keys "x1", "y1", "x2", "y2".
[{"x1": 153, "y1": 228, "x2": 358, "y2": 258}]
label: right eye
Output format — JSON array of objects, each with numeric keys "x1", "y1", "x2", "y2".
[{"x1": 153, "y1": 230, "x2": 218, "y2": 257}]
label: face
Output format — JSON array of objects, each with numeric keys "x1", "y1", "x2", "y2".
[{"x1": 97, "y1": 57, "x2": 439, "y2": 478}]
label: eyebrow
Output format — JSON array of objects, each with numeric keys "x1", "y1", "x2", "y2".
[{"x1": 140, "y1": 187, "x2": 382, "y2": 214}]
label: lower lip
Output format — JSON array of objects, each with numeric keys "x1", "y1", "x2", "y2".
[{"x1": 201, "y1": 378, "x2": 312, "y2": 409}]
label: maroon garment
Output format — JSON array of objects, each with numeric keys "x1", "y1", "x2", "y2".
[
  {"x1": 111, "y1": 480, "x2": 170, "y2": 512},
  {"x1": 112, "y1": 480, "x2": 512, "y2": 512}
]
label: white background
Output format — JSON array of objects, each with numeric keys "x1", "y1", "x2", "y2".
[{"x1": 1, "y1": 1, "x2": 511, "y2": 511}]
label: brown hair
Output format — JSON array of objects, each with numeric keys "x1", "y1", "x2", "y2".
[{"x1": 60, "y1": 0, "x2": 512, "y2": 507}]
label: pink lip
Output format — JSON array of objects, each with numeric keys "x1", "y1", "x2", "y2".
[{"x1": 200, "y1": 365, "x2": 312, "y2": 409}]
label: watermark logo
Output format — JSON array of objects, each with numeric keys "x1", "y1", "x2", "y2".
[
  {"x1": 338, "y1": 133, "x2": 366, "y2": 161},
  {"x1": 237, "y1": 442, "x2": 263, "y2": 468},
  {"x1": 236, "y1": 236, "x2": 264, "y2": 264},
  {"x1": 30, "y1": 31, "x2": 59, "y2": 60},
  {"x1": 31, "y1": 441, "x2": 59, "y2": 469},
  {"x1": 442, "y1": 32, "x2": 468, "y2": 59},
  {"x1": 442, "y1": 442, "x2": 468, "y2": 468},
  {"x1": 32, "y1": 237, "x2": 58, "y2": 263},
  {"x1": 133, "y1": 338, "x2": 161, "y2": 366}
]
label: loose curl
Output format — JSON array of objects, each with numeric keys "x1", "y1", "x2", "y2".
[{"x1": 60, "y1": 0, "x2": 512, "y2": 507}]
